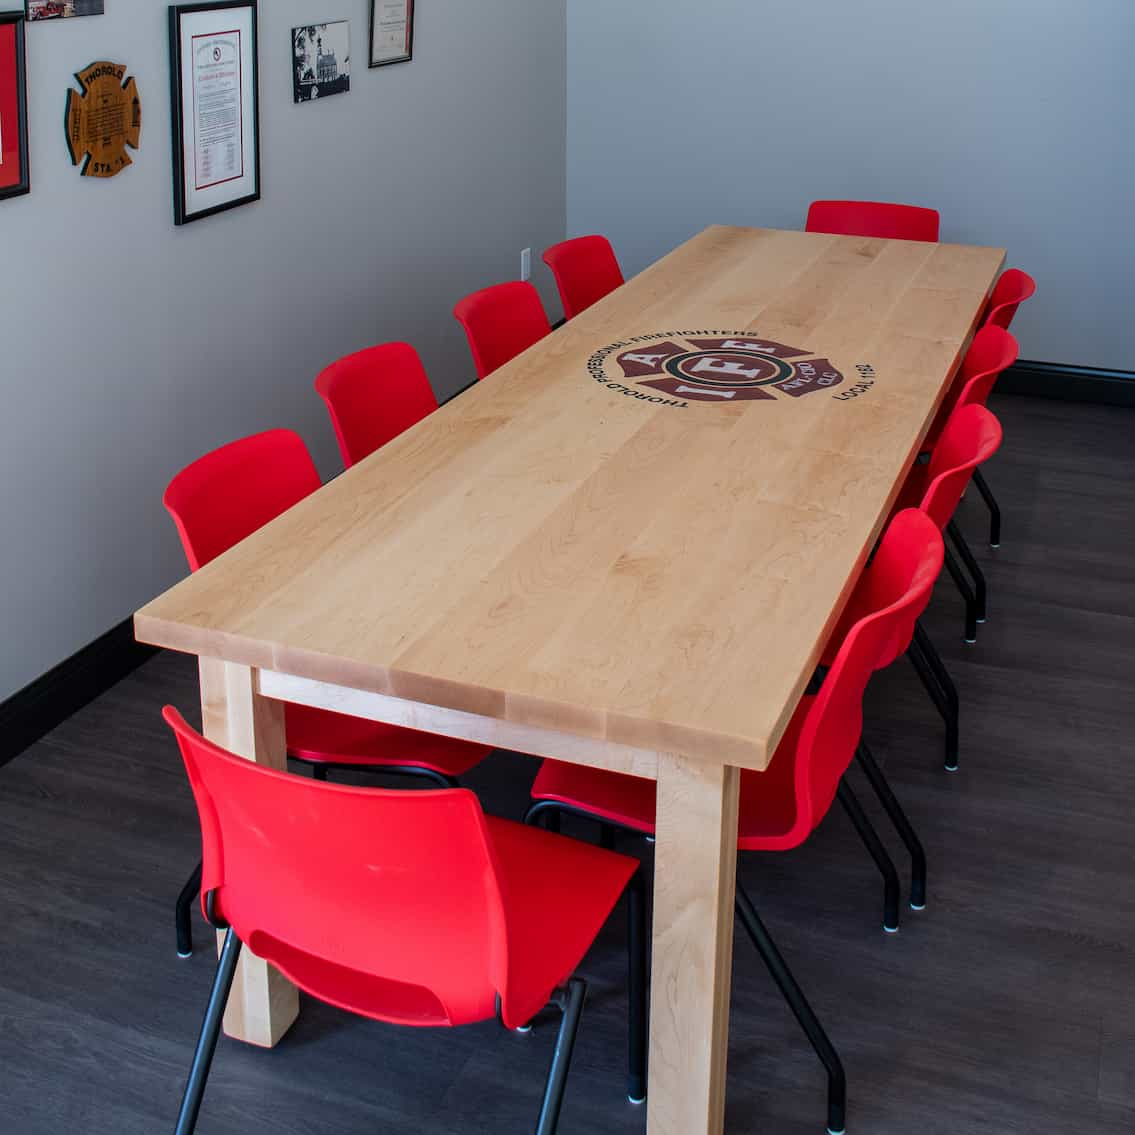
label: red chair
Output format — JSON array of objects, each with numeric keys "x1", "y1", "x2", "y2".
[
  {"x1": 163, "y1": 707, "x2": 645, "y2": 1135},
  {"x1": 314, "y1": 342, "x2": 438, "y2": 468},
  {"x1": 164, "y1": 430, "x2": 491, "y2": 957},
  {"x1": 897, "y1": 404, "x2": 1004, "y2": 645},
  {"x1": 982, "y1": 267, "x2": 1037, "y2": 331},
  {"x1": 542, "y1": 235, "x2": 625, "y2": 320},
  {"x1": 806, "y1": 199, "x2": 940, "y2": 242},
  {"x1": 453, "y1": 281, "x2": 551, "y2": 380},
  {"x1": 920, "y1": 326, "x2": 1018, "y2": 549},
  {"x1": 526, "y1": 510, "x2": 945, "y2": 1135},
  {"x1": 959, "y1": 269, "x2": 1036, "y2": 548}
]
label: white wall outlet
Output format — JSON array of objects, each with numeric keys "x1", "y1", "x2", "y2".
[{"x1": 521, "y1": 247, "x2": 532, "y2": 281}]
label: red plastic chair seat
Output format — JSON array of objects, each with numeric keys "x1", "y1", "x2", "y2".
[
  {"x1": 530, "y1": 698, "x2": 812, "y2": 855},
  {"x1": 284, "y1": 703, "x2": 490, "y2": 778}
]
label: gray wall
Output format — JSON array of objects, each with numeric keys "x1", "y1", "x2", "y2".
[
  {"x1": 567, "y1": 0, "x2": 1135, "y2": 371},
  {"x1": 0, "y1": 0, "x2": 566, "y2": 700}
]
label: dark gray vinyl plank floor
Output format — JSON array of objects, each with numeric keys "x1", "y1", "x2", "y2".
[{"x1": 2, "y1": 393, "x2": 1133, "y2": 1134}]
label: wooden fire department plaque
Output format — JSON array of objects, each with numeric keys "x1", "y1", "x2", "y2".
[{"x1": 64, "y1": 60, "x2": 141, "y2": 178}]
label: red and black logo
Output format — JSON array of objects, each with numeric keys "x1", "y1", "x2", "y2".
[{"x1": 587, "y1": 331, "x2": 866, "y2": 407}]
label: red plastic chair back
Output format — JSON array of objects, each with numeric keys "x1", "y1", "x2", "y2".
[
  {"x1": 982, "y1": 268, "x2": 1036, "y2": 331},
  {"x1": 164, "y1": 706, "x2": 510, "y2": 1028},
  {"x1": 453, "y1": 282, "x2": 551, "y2": 380},
  {"x1": 315, "y1": 342, "x2": 438, "y2": 468},
  {"x1": 787, "y1": 517, "x2": 942, "y2": 834},
  {"x1": 542, "y1": 235, "x2": 625, "y2": 320},
  {"x1": 163, "y1": 430, "x2": 320, "y2": 570},
  {"x1": 846, "y1": 509, "x2": 944, "y2": 672},
  {"x1": 920, "y1": 404, "x2": 1004, "y2": 530},
  {"x1": 806, "y1": 199, "x2": 940, "y2": 242},
  {"x1": 954, "y1": 325, "x2": 1018, "y2": 411}
]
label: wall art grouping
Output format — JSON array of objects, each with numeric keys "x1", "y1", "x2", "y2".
[{"x1": 4, "y1": 1, "x2": 418, "y2": 213}]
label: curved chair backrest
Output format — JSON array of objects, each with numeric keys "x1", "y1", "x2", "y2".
[
  {"x1": 542, "y1": 235, "x2": 625, "y2": 320},
  {"x1": 781, "y1": 518, "x2": 942, "y2": 840},
  {"x1": 848, "y1": 508, "x2": 944, "y2": 672},
  {"x1": 982, "y1": 267, "x2": 1036, "y2": 331},
  {"x1": 453, "y1": 281, "x2": 551, "y2": 380},
  {"x1": 920, "y1": 404, "x2": 1004, "y2": 531},
  {"x1": 954, "y1": 325, "x2": 1018, "y2": 411},
  {"x1": 806, "y1": 199, "x2": 940, "y2": 242},
  {"x1": 315, "y1": 342, "x2": 438, "y2": 468},
  {"x1": 164, "y1": 706, "x2": 511, "y2": 1028},
  {"x1": 163, "y1": 429, "x2": 321, "y2": 571}
]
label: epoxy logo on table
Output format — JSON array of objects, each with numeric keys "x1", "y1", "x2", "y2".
[{"x1": 587, "y1": 331, "x2": 875, "y2": 407}]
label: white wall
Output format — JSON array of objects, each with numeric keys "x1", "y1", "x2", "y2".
[
  {"x1": 0, "y1": 0, "x2": 566, "y2": 700},
  {"x1": 567, "y1": 0, "x2": 1135, "y2": 372}
]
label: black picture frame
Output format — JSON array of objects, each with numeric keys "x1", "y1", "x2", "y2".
[
  {"x1": 369, "y1": 0, "x2": 414, "y2": 68},
  {"x1": 168, "y1": 0, "x2": 260, "y2": 226},
  {"x1": 0, "y1": 12, "x2": 30, "y2": 202}
]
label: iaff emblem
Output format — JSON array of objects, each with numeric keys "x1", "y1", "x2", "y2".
[
  {"x1": 588, "y1": 331, "x2": 848, "y2": 405},
  {"x1": 65, "y1": 61, "x2": 141, "y2": 179}
]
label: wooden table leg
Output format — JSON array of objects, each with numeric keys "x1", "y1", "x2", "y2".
[
  {"x1": 648, "y1": 754, "x2": 740, "y2": 1135},
  {"x1": 199, "y1": 658, "x2": 300, "y2": 1048}
]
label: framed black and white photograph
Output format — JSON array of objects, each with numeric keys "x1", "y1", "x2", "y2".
[
  {"x1": 292, "y1": 21, "x2": 349, "y2": 103},
  {"x1": 0, "y1": 12, "x2": 29, "y2": 201},
  {"x1": 26, "y1": 0, "x2": 103, "y2": 22},
  {"x1": 369, "y1": 0, "x2": 412, "y2": 68},
  {"x1": 169, "y1": 0, "x2": 260, "y2": 226}
]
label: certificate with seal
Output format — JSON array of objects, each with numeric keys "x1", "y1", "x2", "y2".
[
  {"x1": 369, "y1": 0, "x2": 414, "y2": 67},
  {"x1": 169, "y1": 1, "x2": 260, "y2": 225}
]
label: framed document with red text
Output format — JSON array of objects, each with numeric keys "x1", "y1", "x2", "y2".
[
  {"x1": 169, "y1": 0, "x2": 260, "y2": 225},
  {"x1": 0, "y1": 13, "x2": 30, "y2": 201},
  {"x1": 369, "y1": 0, "x2": 413, "y2": 68}
]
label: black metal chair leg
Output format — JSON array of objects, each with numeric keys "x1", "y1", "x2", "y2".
[
  {"x1": 176, "y1": 860, "x2": 203, "y2": 959},
  {"x1": 626, "y1": 871, "x2": 647, "y2": 1105},
  {"x1": 735, "y1": 884, "x2": 847, "y2": 1135},
  {"x1": 523, "y1": 800, "x2": 563, "y2": 832},
  {"x1": 907, "y1": 638, "x2": 959, "y2": 772},
  {"x1": 174, "y1": 927, "x2": 242, "y2": 1135},
  {"x1": 947, "y1": 519, "x2": 988, "y2": 625},
  {"x1": 535, "y1": 979, "x2": 587, "y2": 1135},
  {"x1": 943, "y1": 543, "x2": 979, "y2": 644},
  {"x1": 913, "y1": 621, "x2": 961, "y2": 771},
  {"x1": 971, "y1": 467, "x2": 1002, "y2": 548},
  {"x1": 311, "y1": 764, "x2": 329, "y2": 781},
  {"x1": 837, "y1": 780, "x2": 900, "y2": 933},
  {"x1": 600, "y1": 823, "x2": 617, "y2": 851},
  {"x1": 856, "y1": 744, "x2": 927, "y2": 910}
]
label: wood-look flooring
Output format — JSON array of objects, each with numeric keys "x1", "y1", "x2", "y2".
[{"x1": 1, "y1": 393, "x2": 1132, "y2": 1134}]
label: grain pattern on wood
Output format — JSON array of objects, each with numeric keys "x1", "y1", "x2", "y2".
[
  {"x1": 648, "y1": 756, "x2": 740, "y2": 1135},
  {"x1": 198, "y1": 659, "x2": 299, "y2": 1048},
  {"x1": 135, "y1": 226, "x2": 1005, "y2": 771}
]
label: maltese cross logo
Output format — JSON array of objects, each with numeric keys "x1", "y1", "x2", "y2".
[{"x1": 613, "y1": 333, "x2": 846, "y2": 402}]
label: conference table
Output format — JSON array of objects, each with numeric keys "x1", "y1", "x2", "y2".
[{"x1": 135, "y1": 225, "x2": 1005, "y2": 1134}]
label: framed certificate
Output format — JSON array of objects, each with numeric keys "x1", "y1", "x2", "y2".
[
  {"x1": 0, "y1": 13, "x2": 29, "y2": 202},
  {"x1": 169, "y1": 0, "x2": 260, "y2": 225},
  {"x1": 369, "y1": 0, "x2": 413, "y2": 68}
]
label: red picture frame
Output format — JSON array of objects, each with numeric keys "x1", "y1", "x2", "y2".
[{"x1": 0, "y1": 13, "x2": 29, "y2": 200}]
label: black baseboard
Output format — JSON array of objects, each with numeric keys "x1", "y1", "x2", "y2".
[
  {"x1": 1002, "y1": 360, "x2": 1135, "y2": 408},
  {"x1": 0, "y1": 620, "x2": 157, "y2": 769}
]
